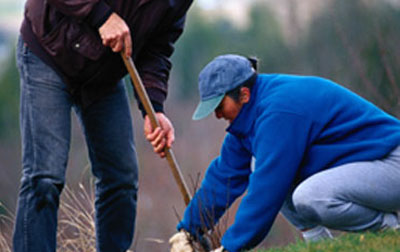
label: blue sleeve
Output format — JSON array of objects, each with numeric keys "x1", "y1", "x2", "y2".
[
  {"x1": 222, "y1": 112, "x2": 312, "y2": 252},
  {"x1": 177, "y1": 133, "x2": 252, "y2": 237}
]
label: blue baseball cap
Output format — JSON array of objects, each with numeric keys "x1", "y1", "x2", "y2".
[{"x1": 192, "y1": 54, "x2": 256, "y2": 120}]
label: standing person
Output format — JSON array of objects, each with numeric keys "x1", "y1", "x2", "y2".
[
  {"x1": 167, "y1": 54, "x2": 400, "y2": 252},
  {"x1": 13, "y1": 0, "x2": 193, "y2": 251}
]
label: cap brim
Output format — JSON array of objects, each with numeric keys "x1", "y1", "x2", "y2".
[{"x1": 192, "y1": 95, "x2": 224, "y2": 120}]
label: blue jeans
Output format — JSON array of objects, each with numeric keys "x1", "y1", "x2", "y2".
[
  {"x1": 281, "y1": 145, "x2": 400, "y2": 232},
  {"x1": 13, "y1": 37, "x2": 139, "y2": 252}
]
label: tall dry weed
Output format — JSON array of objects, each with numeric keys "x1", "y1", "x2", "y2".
[
  {"x1": 0, "y1": 182, "x2": 134, "y2": 252},
  {"x1": 57, "y1": 183, "x2": 97, "y2": 252},
  {"x1": 0, "y1": 202, "x2": 13, "y2": 252}
]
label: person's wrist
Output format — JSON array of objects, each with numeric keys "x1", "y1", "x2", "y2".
[{"x1": 138, "y1": 101, "x2": 164, "y2": 117}]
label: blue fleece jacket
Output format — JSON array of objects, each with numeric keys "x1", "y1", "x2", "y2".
[{"x1": 178, "y1": 74, "x2": 400, "y2": 252}]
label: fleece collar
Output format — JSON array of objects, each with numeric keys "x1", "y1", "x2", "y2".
[{"x1": 226, "y1": 76, "x2": 261, "y2": 138}]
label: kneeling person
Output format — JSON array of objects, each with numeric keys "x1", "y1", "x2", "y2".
[{"x1": 170, "y1": 54, "x2": 400, "y2": 252}]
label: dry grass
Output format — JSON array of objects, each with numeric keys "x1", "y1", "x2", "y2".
[
  {"x1": 57, "y1": 183, "x2": 97, "y2": 252},
  {"x1": 0, "y1": 231, "x2": 12, "y2": 252},
  {"x1": 0, "y1": 202, "x2": 13, "y2": 252},
  {"x1": 0, "y1": 182, "x2": 134, "y2": 252}
]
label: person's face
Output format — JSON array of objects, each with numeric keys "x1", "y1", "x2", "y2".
[
  {"x1": 214, "y1": 87, "x2": 250, "y2": 123},
  {"x1": 214, "y1": 96, "x2": 242, "y2": 123}
]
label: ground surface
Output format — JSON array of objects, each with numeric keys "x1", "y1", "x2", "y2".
[{"x1": 258, "y1": 230, "x2": 400, "y2": 252}]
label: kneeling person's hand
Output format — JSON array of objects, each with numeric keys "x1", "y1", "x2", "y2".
[
  {"x1": 169, "y1": 230, "x2": 193, "y2": 252},
  {"x1": 211, "y1": 246, "x2": 226, "y2": 252}
]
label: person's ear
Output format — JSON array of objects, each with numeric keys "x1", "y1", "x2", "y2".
[{"x1": 239, "y1": 87, "x2": 251, "y2": 104}]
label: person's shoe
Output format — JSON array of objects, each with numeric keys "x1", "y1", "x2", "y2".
[
  {"x1": 395, "y1": 211, "x2": 400, "y2": 230},
  {"x1": 302, "y1": 226, "x2": 333, "y2": 242},
  {"x1": 381, "y1": 212, "x2": 399, "y2": 230}
]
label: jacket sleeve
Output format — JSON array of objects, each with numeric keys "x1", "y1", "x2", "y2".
[
  {"x1": 177, "y1": 133, "x2": 252, "y2": 238},
  {"x1": 221, "y1": 112, "x2": 312, "y2": 252},
  {"x1": 46, "y1": 0, "x2": 112, "y2": 28},
  {"x1": 135, "y1": 13, "x2": 187, "y2": 114}
]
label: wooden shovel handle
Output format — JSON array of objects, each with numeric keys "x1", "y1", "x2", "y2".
[{"x1": 120, "y1": 53, "x2": 192, "y2": 205}]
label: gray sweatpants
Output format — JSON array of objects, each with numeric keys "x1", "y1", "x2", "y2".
[{"x1": 281, "y1": 145, "x2": 400, "y2": 235}]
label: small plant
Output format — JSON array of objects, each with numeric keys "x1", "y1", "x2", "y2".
[{"x1": 173, "y1": 173, "x2": 233, "y2": 251}]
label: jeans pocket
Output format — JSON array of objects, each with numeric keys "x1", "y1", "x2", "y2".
[
  {"x1": 16, "y1": 37, "x2": 38, "y2": 79},
  {"x1": 16, "y1": 36, "x2": 29, "y2": 59}
]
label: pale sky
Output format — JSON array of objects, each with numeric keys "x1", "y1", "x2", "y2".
[
  {"x1": 197, "y1": 0, "x2": 218, "y2": 10},
  {"x1": 0, "y1": 0, "x2": 251, "y2": 33},
  {"x1": 2, "y1": 0, "x2": 399, "y2": 35},
  {"x1": 0, "y1": 0, "x2": 24, "y2": 33},
  {"x1": 197, "y1": 0, "x2": 253, "y2": 10}
]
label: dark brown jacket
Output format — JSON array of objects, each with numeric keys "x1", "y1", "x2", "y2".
[{"x1": 21, "y1": 0, "x2": 193, "y2": 110}]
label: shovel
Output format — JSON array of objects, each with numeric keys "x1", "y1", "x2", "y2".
[{"x1": 120, "y1": 53, "x2": 192, "y2": 206}]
